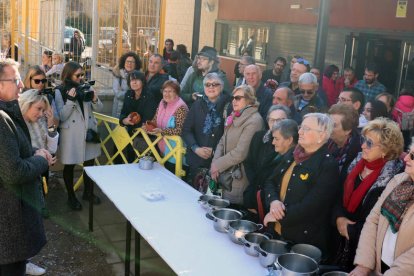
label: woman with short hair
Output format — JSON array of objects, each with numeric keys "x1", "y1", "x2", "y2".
[
  {"x1": 263, "y1": 113, "x2": 340, "y2": 260},
  {"x1": 328, "y1": 103, "x2": 362, "y2": 182},
  {"x1": 332, "y1": 117, "x2": 404, "y2": 271},
  {"x1": 210, "y1": 85, "x2": 264, "y2": 205}
]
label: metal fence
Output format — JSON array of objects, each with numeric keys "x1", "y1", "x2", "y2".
[{"x1": 0, "y1": 0, "x2": 161, "y2": 90}]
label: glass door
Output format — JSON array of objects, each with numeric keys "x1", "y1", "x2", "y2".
[{"x1": 398, "y1": 41, "x2": 414, "y2": 95}]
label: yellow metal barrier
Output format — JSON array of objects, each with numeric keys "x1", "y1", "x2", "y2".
[{"x1": 74, "y1": 112, "x2": 186, "y2": 190}]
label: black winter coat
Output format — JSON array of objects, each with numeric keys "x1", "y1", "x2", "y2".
[
  {"x1": 119, "y1": 89, "x2": 157, "y2": 134},
  {"x1": 0, "y1": 100, "x2": 49, "y2": 264},
  {"x1": 182, "y1": 94, "x2": 230, "y2": 171},
  {"x1": 243, "y1": 130, "x2": 279, "y2": 210},
  {"x1": 263, "y1": 144, "x2": 340, "y2": 258},
  {"x1": 146, "y1": 72, "x2": 169, "y2": 104}
]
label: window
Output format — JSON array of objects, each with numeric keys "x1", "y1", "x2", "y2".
[{"x1": 215, "y1": 21, "x2": 270, "y2": 62}]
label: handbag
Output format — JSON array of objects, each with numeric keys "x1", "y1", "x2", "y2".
[
  {"x1": 192, "y1": 168, "x2": 210, "y2": 194},
  {"x1": 332, "y1": 237, "x2": 353, "y2": 271},
  {"x1": 217, "y1": 131, "x2": 242, "y2": 192},
  {"x1": 86, "y1": 129, "x2": 101, "y2": 143}
]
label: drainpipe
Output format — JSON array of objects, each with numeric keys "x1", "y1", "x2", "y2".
[
  {"x1": 313, "y1": 0, "x2": 330, "y2": 71},
  {"x1": 191, "y1": 0, "x2": 202, "y2": 59}
]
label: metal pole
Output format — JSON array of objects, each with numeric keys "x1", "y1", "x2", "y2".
[
  {"x1": 313, "y1": 0, "x2": 330, "y2": 71},
  {"x1": 191, "y1": 0, "x2": 202, "y2": 59},
  {"x1": 91, "y1": 0, "x2": 99, "y2": 80}
]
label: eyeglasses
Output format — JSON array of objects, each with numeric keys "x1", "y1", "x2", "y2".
[
  {"x1": 0, "y1": 78, "x2": 21, "y2": 86},
  {"x1": 360, "y1": 135, "x2": 381, "y2": 149},
  {"x1": 299, "y1": 125, "x2": 323, "y2": 132},
  {"x1": 300, "y1": 89, "x2": 314, "y2": 96},
  {"x1": 296, "y1": 58, "x2": 310, "y2": 66},
  {"x1": 125, "y1": 60, "x2": 136, "y2": 64},
  {"x1": 204, "y1": 83, "x2": 221, "y2": 88},
  {"x1": 231, "y1": 95, "x2": 245, "y2": 101},
  {"x1": 407, "y1": 150, "x2": 414, "y2": 160},
  {"x1": 337, "y1": 97, "x2": 352, "y2": 103},
  {"x1": 32, "y1": 78, "x2": 47, "y2": 84},
  {"x1": 74, "y1": 73, "x2": 84, "y2": 78}
]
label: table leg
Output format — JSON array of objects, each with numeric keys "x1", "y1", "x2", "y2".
[
  {"x1": 135, "y1": 230, "x2": 141, "y2": 275},
  {"x1": 125, "y1": 221, "x2": 132, "y2": 276},
  {"x1": 89, "y1": 181, "x2": 94, "y2": 232}
]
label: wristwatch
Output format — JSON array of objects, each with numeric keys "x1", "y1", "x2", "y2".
[{"x1": 48, "y1": 124, "x2": 57, "y2": 132}]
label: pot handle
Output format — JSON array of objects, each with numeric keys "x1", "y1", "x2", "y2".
[
  {"x1": 255, "y1": 223, "x2": 264, "y2": 231},
  {"x1": 205, "y1": 212, "x2": 217, "y2": 222},
  {"x1": 263, "y1": 232, "x2": 273, "y2": 239},
  {"x1": 254, "y1": 246, "x2": 267, "y2": 257},
  {"x1": 237, "y1": 237, "x2": 250, "y2": 247}
]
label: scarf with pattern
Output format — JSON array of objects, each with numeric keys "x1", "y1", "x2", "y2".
[{"x1": 202, "y1": 96, "x2": 221, "y2": 135}]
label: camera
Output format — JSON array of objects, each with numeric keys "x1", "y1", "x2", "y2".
[
  {"x1": 39, "y1": 87, "x2": 55, "y2": 95},
  {"x1": 65, "y1": 80, "x2": 95, "y2": 102}
]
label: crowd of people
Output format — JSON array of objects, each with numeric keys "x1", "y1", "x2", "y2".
[{"x1": 1, "y1": 37, "x2": 414, "y2": 275}]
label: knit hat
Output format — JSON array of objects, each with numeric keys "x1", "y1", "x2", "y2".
[{"x1": 197, "y1": 46, "x2": 218, "y2": 62}]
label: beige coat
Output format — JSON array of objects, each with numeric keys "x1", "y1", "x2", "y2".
[
  {"x1": 213, "y1": 106, "x2": 264, "y2": 204},
  {"x1": 354, "y1": 172, "x2": 414, "y2": 275}
]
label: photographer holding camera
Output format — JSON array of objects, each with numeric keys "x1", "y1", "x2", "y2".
[{"x1": 54, "y1": 61, "x2": 103, "y2": 211}]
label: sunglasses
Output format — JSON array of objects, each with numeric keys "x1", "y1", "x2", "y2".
[
  {"x1": 74, "y1": 73, "x2": 84, "y2": 78},
  {"x1": 296, "y1": 58, "x2": 310, "y2": 65},
  {"x1": 360, "y1": 135, "x2": 380, "y2": 149},
  {"x1": 407, "y1": 151, "x2": 414, "y2": 161},
  {"x1": 32, "y1": 78, "x2": 47, "y2": 84},
  {"x1": 300, "y1": 89, "x2": 314, "y2": 96},
  {"x1": 204, "y1": 83, "x2": 221, "y2": 88},
  {"x1": 231, "y1": 95, "x2": 245, "y2": 101}
]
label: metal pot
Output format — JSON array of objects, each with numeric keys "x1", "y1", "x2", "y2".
[
  {"x1": 255, "y1": 239, "x2": 290, "y2": 267},
  {"x1": 290, "y1": 244, "x2": 322, "y2": 264},
  {"x1": 198, "y1": 194, "x2": 220, "y2": 209},
  {"x1": 238, "y1": 232, "x2": 269, "y2": 257},
  {"x1": 275, "y1": 253, "x2": 319, "y2": 276},
  {"x1": 205, "y1": 208, "x2": 243, "y2": 233},
  {"x1": 227, "y1": 220, "x2": 263, "y2": 244},
  {"x1": 206, "y1": 198, "x2": 230, "y2": 212},
  {"x1": 138, "y1": 156, "x2": 154, "y2": 170},
  {"x1": 321, "y1": 272, "x2": 349, "y2": 276}
]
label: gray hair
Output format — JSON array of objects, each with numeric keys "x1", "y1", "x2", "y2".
[
  {"x1": 272, "y1": 119, "x2": 299, "y2": 144},
  {"x1": 303, "y1": 112, "x2": 334, "y2": 139},
  {"x1": 285, "y1": 87, "x2": 296, "y2": 103},
  {"x1": 267, "y1": 104, "x2": 291, "y2": 121},
  {"x1": 241, "y1": 55, "x2": 255, "y2": 65},
  {"x1": 203, "y1": 72, "x2": 224, "y2": 88},
  {"x1": 18, "y1": 89, "x2": 51, "y2": 115},
  {"x1": 298, "y1": 72, "x2": 318, "y2": 85}
]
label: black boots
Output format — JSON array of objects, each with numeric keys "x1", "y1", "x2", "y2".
[{"x1": 67, "y1": 195, "x2": 82, "y2": 211}]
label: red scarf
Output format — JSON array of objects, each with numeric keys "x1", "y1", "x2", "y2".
[
  {"x1": 293, "y1": 145, "x2": 313, "y2": 164},
  {"x1": 343, "y1": 157, "x2": 386, "y2": 213}
]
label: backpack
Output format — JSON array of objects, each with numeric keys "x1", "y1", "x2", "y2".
[{"x1": 395, "y1": 107, "x2": 414, "y2": 130}]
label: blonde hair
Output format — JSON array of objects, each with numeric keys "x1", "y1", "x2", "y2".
[
  {"x1": 52, "y1": 53, "x2": 63, "y2": 64},
  {"x1": 233, "y1": 85, "x2": 259, "y2": 107},
  {"x1": 18, "y1": 89, "x2": 50, "y2": 115},
  {"x1": 362, "y1": 117, "x2": 403, "y2": 160}
]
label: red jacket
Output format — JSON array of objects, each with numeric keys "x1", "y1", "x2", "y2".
[
  {"x1": 322, "y1": 75, "x2": 340, "y2": 107},
  {"x1": 392, "y1": 95, "x2": 414, "y2": 127}
]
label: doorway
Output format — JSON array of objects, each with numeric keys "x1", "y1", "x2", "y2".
[{"x1": 343, "y1": 33, "x2": 414, "y2": 95}]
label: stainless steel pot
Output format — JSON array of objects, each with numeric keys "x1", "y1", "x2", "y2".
[
  {"x1": 138, "y1": 156, "x2": 154, "y2": 170},
  {"x1": 255, "y1": 239, "x2": 290, "y2": 267},
  {"x1": 198, "y1": 194, "x2": 220, "y2": 209},
  {"x1": 205, "y1": 208, "x2": 243, "y2": 233},
  {"x1": 206, "y1": 198, "x2": 230, "y2": 212},
  {"x1": 290, "y1": 244, "x2": 322, "y2": 264},
  {"x1": 238, "y1": 232, "x2": 269, "y2": 257},
  {"x1": 275, "y1": 253, "x2": 319, "y2": 276},
  {"x1": 227, "y1": 220, "x2": 263, "y2": 244}
]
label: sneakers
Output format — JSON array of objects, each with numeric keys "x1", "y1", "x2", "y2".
[{"x1": 26, "y1": 262, "x2": 46, "y2": 276}]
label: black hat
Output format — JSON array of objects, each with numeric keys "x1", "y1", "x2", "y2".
[{"x1": 197, "y1": 46, "x2": 218, "y2": 62}]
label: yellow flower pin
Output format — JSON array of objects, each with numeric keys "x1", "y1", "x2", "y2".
[{"x1": 300, "y1": 173, "x2": 309, "y2": 180}]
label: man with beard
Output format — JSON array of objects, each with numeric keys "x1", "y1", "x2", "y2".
[
  {"x1": 262, "y1": 56, "x2": 287, "y2": 86},
  {"x1": 355, "y1": 63, "x2": 386, "y2": 102}
]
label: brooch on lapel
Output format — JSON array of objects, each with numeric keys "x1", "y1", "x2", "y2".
[{"x1": 300, "y1": 173, "x2": 309, "y2": 181}]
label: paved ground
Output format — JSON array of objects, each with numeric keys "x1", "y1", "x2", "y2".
[{"x1": 30, "y1": 168, "x2": 175, "y2": 276}]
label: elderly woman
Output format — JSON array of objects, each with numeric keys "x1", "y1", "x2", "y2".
[
  {"x1": 349, "y1": 143, "x2": 414, "y2": 276},
  {"x1": 112, "y1": 52, "x2": 142, "y2": 118},
  {"x1": 332, "y1": 118, "x2": 404, "y2": 271},
  {"x1": 210, "y1": 85, "x2": 264, "y2": 205},
  {"x1": 328, "y1": 104, "x2": 361, "y2": 182},
  {"x1": 55, "y1": 61, "x2": 103, "y2": 210},
  {"x1": 182, "y1": 72, "x2": 230, "y2": 183},
  {"x1": 143, "y1": 80, "x2": 189, "y2": 171},
  {"x1": 243, "y1": 105, "x2": 292, "y2": 222},
  {"x1": 263, "y1": 113, "x2": 340, "y2": 259}
]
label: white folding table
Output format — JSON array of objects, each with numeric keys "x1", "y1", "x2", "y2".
[{"x1": 84, "y1": 163, "x2": 266, "y2": 276}]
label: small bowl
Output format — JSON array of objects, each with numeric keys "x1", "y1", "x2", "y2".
[
  {"x1": 138, "y1": 156, "x2": 154, "y2": 170},
  {"x1": 207, "y1": 198, "x2": 230, "y2": 212},
  {"x1": 198, "y1": 194, "x2": 220, "y2": 209}
]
